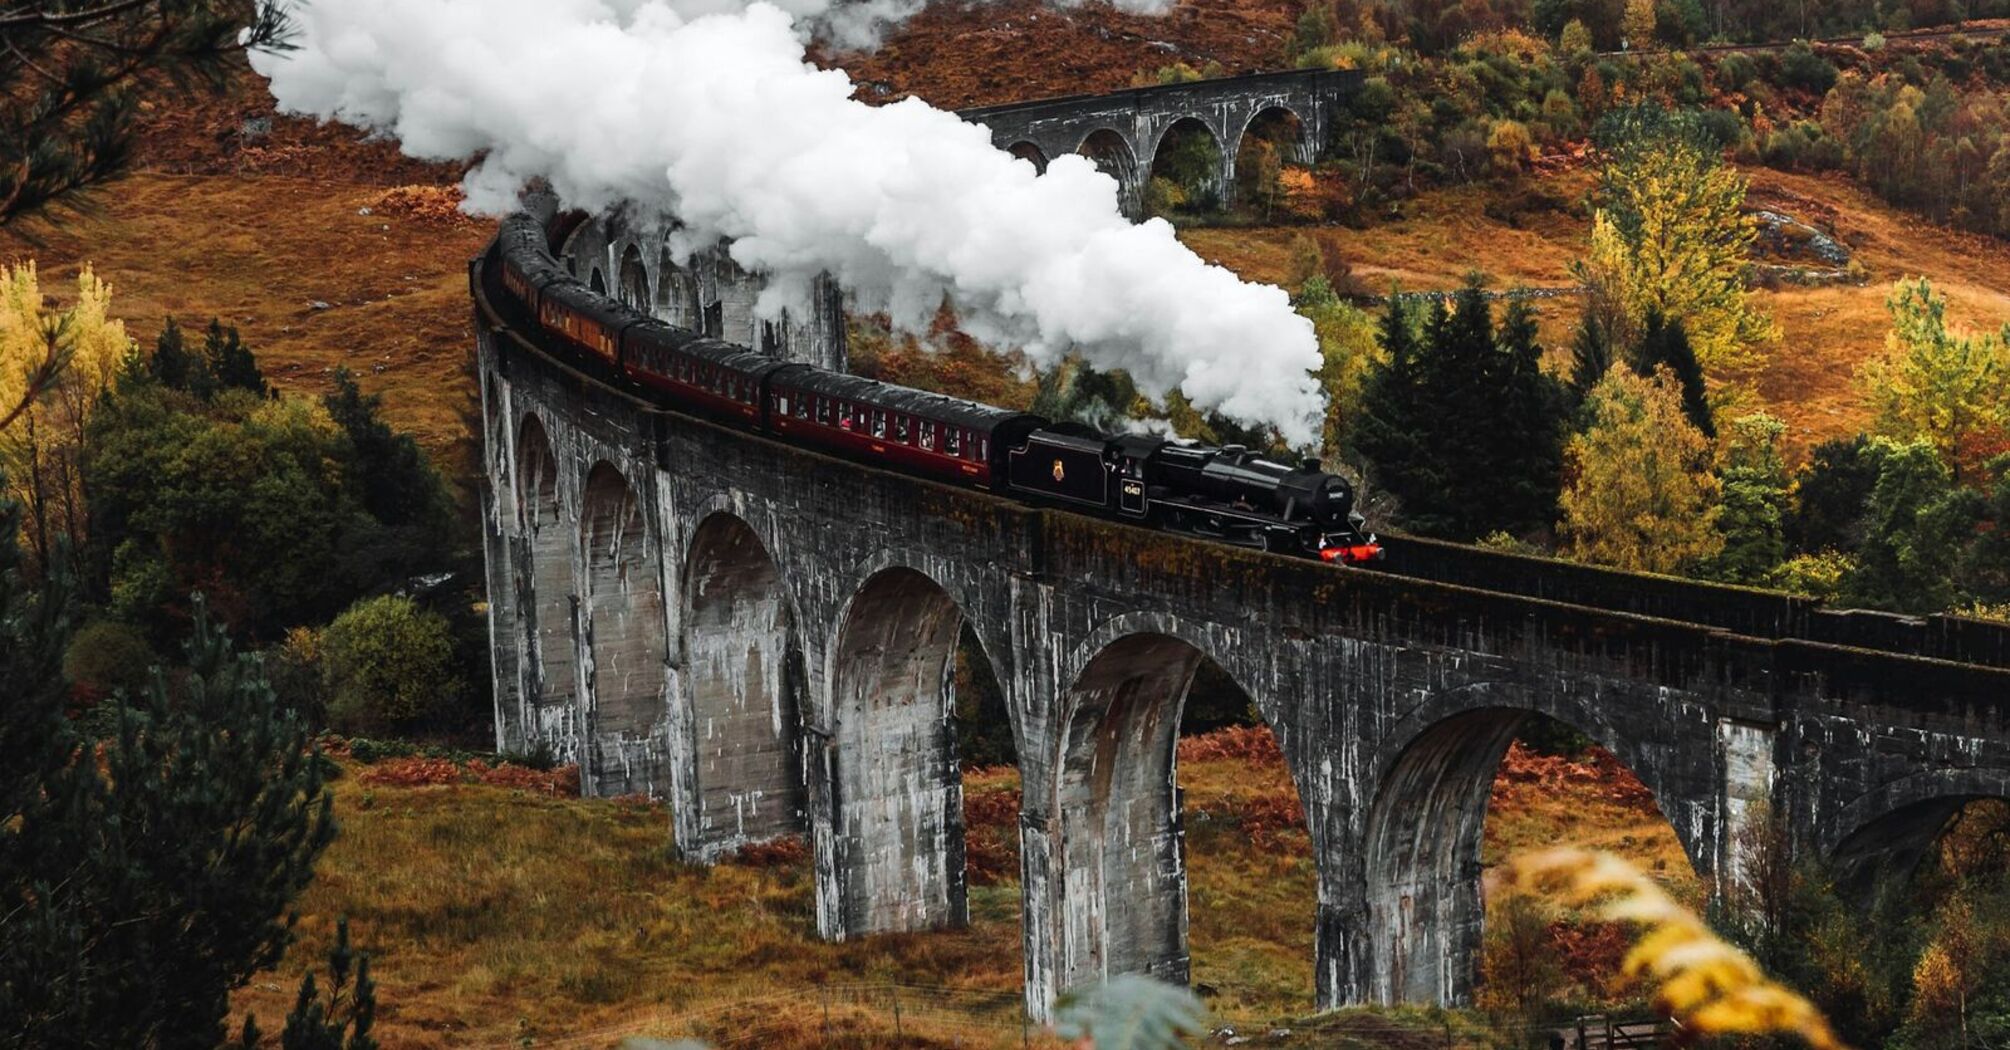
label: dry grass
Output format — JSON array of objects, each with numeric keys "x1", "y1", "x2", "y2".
[
  {"x1": 236, "y1": 732, "x2": 1700, "y2": 1047},
  {"x1": 0, "y1": 174, "x2": 490, "y2": 461}
]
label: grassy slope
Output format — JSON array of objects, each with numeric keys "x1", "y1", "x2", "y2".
[
  {"x1": 0, "y1": 176, "x2": 491, "y2": 460},
  {"x1": 1182, "y1": 165, "x2": 2010, "y2": 461},
  {"x1": 234, "y1": 739, "x2": 1691, "y2": 1047}
]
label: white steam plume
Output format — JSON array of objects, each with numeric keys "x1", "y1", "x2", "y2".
[{"x1": 253, "y1": 0, "x2": 1321, "y2": 443}]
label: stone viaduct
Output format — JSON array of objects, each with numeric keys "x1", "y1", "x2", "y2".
[
  {"x1": 964, "y1": 68, "x2": 1363, "y2": 218},
  {"x1": 475, "y1": 68, "x2": 2009, "y2": 1026},
  {"x1": 475, "y1": 224, "x2": 2010, "y2": 1023}
]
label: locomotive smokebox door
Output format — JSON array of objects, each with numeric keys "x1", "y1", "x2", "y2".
[{"x1": 1008, "y1": 429, "x2": 1109, "y2": 507}]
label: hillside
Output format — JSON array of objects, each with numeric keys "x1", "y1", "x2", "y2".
[
  {"x1": 228, "y1": 734, "x2": 1690, "y2": 1047},
  {"x1": 1181, "y1": 165, "x2": 2010, "y2": 460}
]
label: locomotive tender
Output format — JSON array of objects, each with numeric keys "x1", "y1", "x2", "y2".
[{"x1": 477, "y1": 214, "x2": 1382, "y2": 564}]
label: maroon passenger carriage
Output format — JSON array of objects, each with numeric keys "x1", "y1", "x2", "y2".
[
  {"x1": 473, "y1": 212, "x2": 1382, "y2": 564},
  {"x1": 766, "y1": 367, "x2": 1042, "y2": 488}
]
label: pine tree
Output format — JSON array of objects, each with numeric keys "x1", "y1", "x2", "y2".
[
  {"x1": 1788, "y1": 435, "x2": 1885, "y2": 555},
  {"x1": 1568, "y1": 312, "x2": 1614, "y2": 410},
  {"x1": 1631, "y1": 309, "x2": 1715, "y2": 438},
  {"x1": 239, "y1": 917, "x2": 378, "y2": 1050},
  {"x1": 204, "y1": 319, "x2": 266, "y2": 397},
  {"x1": 1354, "y1": 295, "x2": 1430, "y2": 509},
  {"x1": 149, "y1": 317, "x2": 199, "y2": 392},
  {"x1": 1842, "y1": 438, "x2": 1984, "y2": 614},
  {"x1": 0, "y1": 2, "x2": 295, "y2": 225},
  {"x1": 1491, "y1": 295, "x2": 1569, "y2": 535},
  {"x1": 1354, "y1": 280, "x2": 1568, "y2": 539},
  {"x1": 0, "y1": 593, "x2": 337, "y2": 1047}
]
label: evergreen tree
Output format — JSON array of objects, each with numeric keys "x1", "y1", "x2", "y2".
[
  {"x1": 1492, "y1": 295, "x2": 1569, "y2": 534},
  {"x1": 1788, "y1": 435, "x2": 1885, "y2": 555},
  {"x1": 0, "y1": 594, "x2": 336, "y2": 1048},
  {"x1": 240, "y1": 917, "x2": 378, "y2": 1050},
  {"x1": 1631, "y1": 309, "x2": 1714, "y2": 439},
  {"x1": 204, "y1": 319, "x2": 266, "y2": 397},
  {"x1": 149, "y1": 317, "x2": 200, "y2": 393},
  {"x1": 1355, "y1": 280, "x2": 1567, "y2": 540},
  {"x1": 0, "y1": 2, "x2": 295, "y2": 225},
  {"x1": 1568, "y1": 311, "x2": 1614, "y2": 410},
  {"x1": 1842, "y1": 438, "x2": 1983, "y2": 614},
  {"x1": 1354, "y1": 295, "x2": 1430, "y2": 509},
  {"x1": 1708, "y1": 413, "x2": 1790, "y2": 584},
  {"x1": 1957, "y1": 456, "x2": 2010, "y2": 608}
]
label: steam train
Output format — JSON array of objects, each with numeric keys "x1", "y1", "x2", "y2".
[{"x1": 477, "y1": 214, "x2": 1383, "y2": 563}]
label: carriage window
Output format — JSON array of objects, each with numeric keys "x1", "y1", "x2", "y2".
[
  {"x1": 945, "y1": 428, "x2": 961, "y2": 456},
  {"x1": 920, "y1": 421, "x2": 936, "y2": 450},
  {"x1": 795, "y1": 395, "x2": 810, "y2": 419},
  {"x1": 838, "y1": 403, "x2": 853, "y2": 430},
  {"x1": 817, "y1": 398, "x2": 831, "y2": 424},
  {"x1": 978, "y1": 437, "x2": 989, "y2": 459},
  {"x1": 872, "y1": 410, "x2": 887, "y2": 438},
  {"x1": 895, "y1": 416, "x2": 911, "y2": 443}
]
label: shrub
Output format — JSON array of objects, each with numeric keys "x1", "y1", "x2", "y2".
[
  {"x1": 1717, "y1": 52, "x2": 1757, "y2": 92},
  {"x1": 62, "y1": 619, "x2": 157, "y2": 700},
  {"x1": 321, "y1": 595, "x2": 462, "y2": 735},
  {"x1": 1862, "y1": 31, "x2": 1886, "y2": 51},
  {"x1": 1767, "y1": 551, "x2": 1857, "y2": 602},
  {"x1": 1779, "y1": 41, "x2": 1839, "y2": 94},
  {"x1": 267, "y1": 625, "x2": 326, "y2": 722}
]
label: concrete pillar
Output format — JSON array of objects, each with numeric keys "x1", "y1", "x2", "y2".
[
  {"x1": 820, "y1": 568, "x2": 969, "y2": 936},
  {"x1": 1715, "y1": 718, "x2": 1779, "y2": 901},
  {"x1": 1025, "y1": 634, "x2": 1201, "y2": 1020},
  {"x1": 677, "y1": 513, "x2": 808, "y2": 857},
  {"x1": 579, "y1": 464, "x2": 672, "y2": 797},
  {"x1": 1362, "y1": 709, "x2": 1522, "y2": 1006}
]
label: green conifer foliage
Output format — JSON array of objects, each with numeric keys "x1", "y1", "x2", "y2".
[{"x1": 1356, "y1": 281, "x2": 1568, "y2": 539}]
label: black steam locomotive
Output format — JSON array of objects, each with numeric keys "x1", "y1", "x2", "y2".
[{"x1": 476, "y1": 214, "x2": 1383, "y2": 564}]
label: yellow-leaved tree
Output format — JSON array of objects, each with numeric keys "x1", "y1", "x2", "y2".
[
  {"x1": 1576, "y1": 106, "x2": 1777, "y2": 379},
  {"x1": 1561, "y1": 364, "x2": 1723, "y2": 573},
  {"x1": 1622, "y1": 0, "x2": 1657, "y2": 49},
  {"x1": 1859, "y1": 277, "x2": 2009, "y2": 483},
  {"x1": 0, "y1": 260, "x2": 133, "y2": 562}
]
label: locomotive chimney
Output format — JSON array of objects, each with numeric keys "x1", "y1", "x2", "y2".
[{"x1": 1301, "y1": 457, "x2": 1321, "y2": 472}]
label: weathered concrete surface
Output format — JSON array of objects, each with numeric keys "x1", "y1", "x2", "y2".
[
  {"x1": 963, "y1": 69, "x2": 1361, "y2": 218},
  {"x1": 681, "y1": 512, "x2": 805, "y2": 854},
  {"x1": 475, "y1": 272, "x2": 2010, "y2": 1024}
]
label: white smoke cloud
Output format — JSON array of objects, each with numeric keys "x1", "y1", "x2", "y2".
[{"x1": 252, "y1": 0, "x2": 1321, "y2": 443}]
